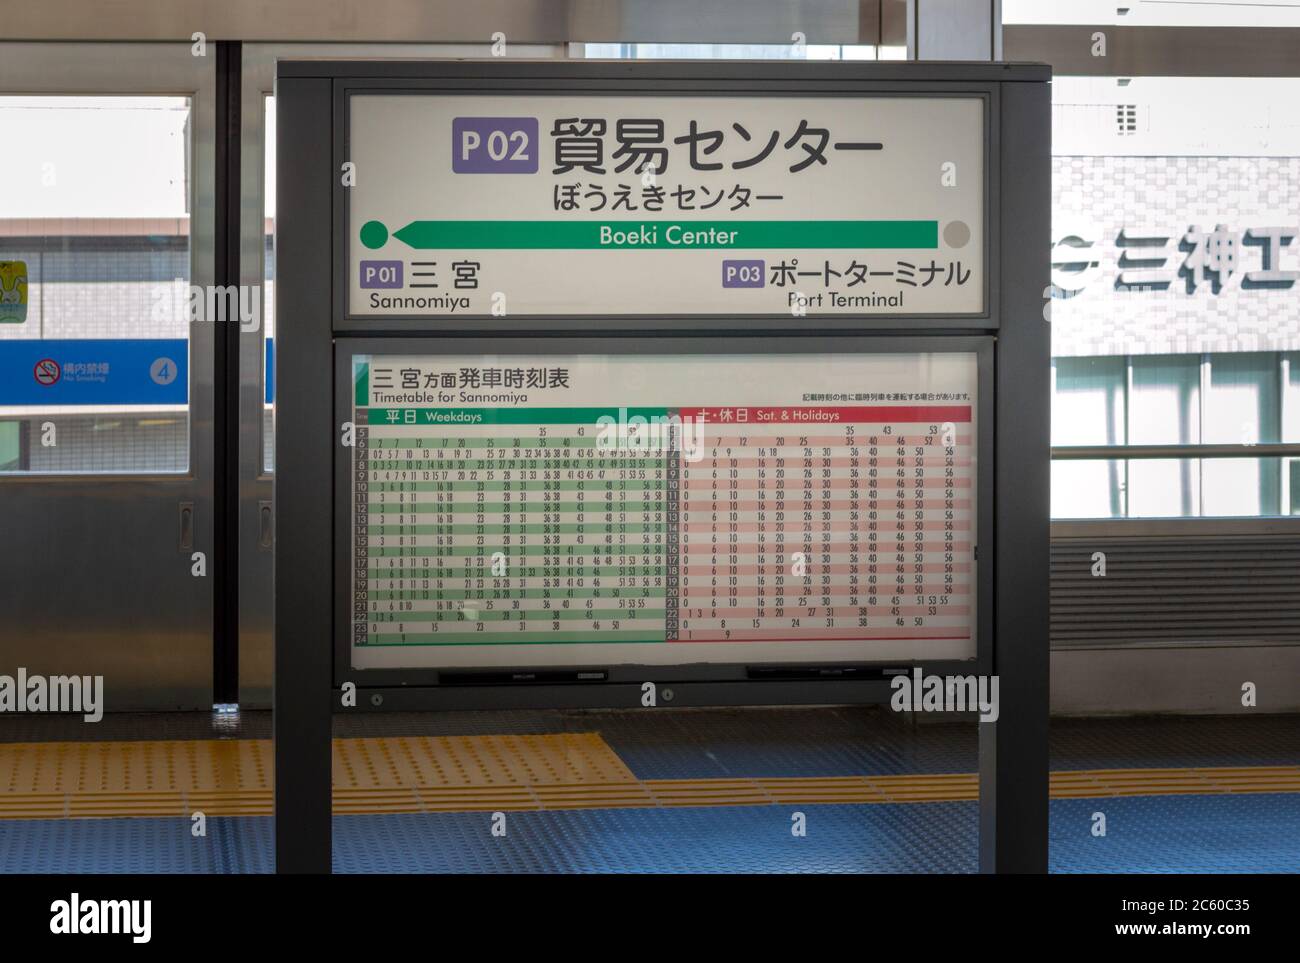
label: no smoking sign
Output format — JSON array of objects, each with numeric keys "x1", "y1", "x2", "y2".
[{"x1": 33, "y1": 358, "x2": 60, "y2": 386}]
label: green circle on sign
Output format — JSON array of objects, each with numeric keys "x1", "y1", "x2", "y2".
[{"x1": 360, "y1": 220, "x2": 388, "y2": 249}]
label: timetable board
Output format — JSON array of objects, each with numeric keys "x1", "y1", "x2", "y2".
[{"x1": 347, "y1": 350, "x2": 979, "y2": 670}]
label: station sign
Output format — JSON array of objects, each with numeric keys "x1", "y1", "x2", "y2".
[{"x1": 347, "y1": 95, "x2": 985, "y2": 317}]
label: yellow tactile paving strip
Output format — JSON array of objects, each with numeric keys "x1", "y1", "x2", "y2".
[
  {"x1": 0, "y1": 738, "x2": 272, "y2": 795},
  {"x1": 1050, "y1": 766, "x2": 1300, "y2": 798},
  {"x1": 0, "y1": 734, "x2": 1297, "y2": 820}
]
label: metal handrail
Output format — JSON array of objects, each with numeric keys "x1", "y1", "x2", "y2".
[{"x1": 1052, "y1": 443, "x2": 1300, "y2": 461}]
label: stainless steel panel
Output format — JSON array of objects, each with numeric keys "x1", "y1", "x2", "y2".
[
  {"x1": 1055, "y1": 443, "x2": 1300, "y2": 460},
  {"x1": 5, "y1": 0, "x2": 865, "y2": 44},
  {"x1": 1053, "y1": 517, "x2": 1300, "y2": 538},
  {"x1": 0, "y1": 43, "x2": 216, "y2": 710},
  {"x1": 859, "y1": 0, "x2": 883, "y2": 44},
  {"x1": 881, "y1": 0, "x2": 908, "y2": 48},
  {"x1": 916, "y1": 0, "x2": 994, "y2": 60},
  {"x1": 1051, "y1": 645, "x2": 1300, "y2": 715},
  {"x1": 1004, "y1": 25, "x2": 1300, "y2": 77}
]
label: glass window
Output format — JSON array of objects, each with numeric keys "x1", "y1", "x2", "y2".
[
  {"x1": 1051, "y1": 352, "x2": 1297, "y2": 517},
  {"x1": 1284, "y1": 352, "x2": 1300, "y2": 514},
  {"x1": 0, "y1": 96, "x2": 192, "y2": 474},
  {"x1": 1203, "y1": 352, "x2": 1280, "y2": 515},
  {"x1": 1126, "y1": 356, "x2": 1200, "y2": 517},
  {"x1": 1051, "y1": 357, "x2": 1125, "y2": 518},
  {"x1": 1048, "y1": 73, "x2": 1300, "y2": 519}
]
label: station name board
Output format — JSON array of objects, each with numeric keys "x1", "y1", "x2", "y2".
[{"x1": 347, "y1": 94, "x2": 985, "y2": 317}]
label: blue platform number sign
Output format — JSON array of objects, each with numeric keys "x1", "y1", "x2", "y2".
[
  {"x1": 0, "y1": 339, "x2": 189, "y2": 405},
  {"x1": 0, "y1": 261, "x2": 28, "y2": 324},
  {"x1": 150, "y1": 356, "x2": 178, "y2": 386}
]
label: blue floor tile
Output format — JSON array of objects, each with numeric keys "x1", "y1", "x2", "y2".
[
  {"x1": 0, "y1": 815, "x2": 273, "y2": 874},
  {"x1": 1048, "y1": 794, "x2": 1300, "y2": 874},
  {"x1": 331, "y1": 802, "x2": 977, "y2": 874},
  {"x1": 2, "y1": 794, "x2": 1296, "y2": 874}
]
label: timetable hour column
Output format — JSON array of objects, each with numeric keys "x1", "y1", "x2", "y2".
[
  {"x1": 664, "y1": 414, "x2": 680, "y2": 641},
  {"x1": 724, "y1": 438, "x2": 741, "y2": 622},
  {"x1": 848, "y1": 424, "x2": 863, "y2": 620},
  {"x1": 911, "y1": 429, "x2": 926, "y2": 606},
  {"x1": 941, "y1": 421, "x2": 959, "y2": 606},
  {"x1": 892, "y1": 428, "x2": 908, "y2": 609},
  {"x1": 679, "y1": 428, "x2": 727, "y2": 636},
  {"x1": 353, "y1": 418, "x2": 370, "y2": 648}
]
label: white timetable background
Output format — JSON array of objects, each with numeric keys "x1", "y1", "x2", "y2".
[{"x1": 350, "y1": 351, "x2": 979, "y2": 669}]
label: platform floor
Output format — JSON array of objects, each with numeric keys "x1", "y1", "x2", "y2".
[{"x1": 1, "y1": 708, "x2": 1297, "y2": 873}]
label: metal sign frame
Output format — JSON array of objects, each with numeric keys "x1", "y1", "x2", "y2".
[
  {"x1": 331, "y1": 72, "x2": 998, "y2": 327},
  {"x1": 333, "y1": 334, "x2": 994, "y2": 700},
  {"x1": 274, "y1": 59, "x2": 1050, "y2": 874}
]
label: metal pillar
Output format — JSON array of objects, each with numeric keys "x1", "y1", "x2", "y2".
[
  {"x1": 981, "y1": 75, "x2": 1051, "y2": 873},
  {"x1": 273, "y1": 74, "x2": 335, "y2": 874}
]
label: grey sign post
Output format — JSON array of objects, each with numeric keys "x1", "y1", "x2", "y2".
[{"x1": 274, "y1": 60, "x2": 1050, "y2": 874}]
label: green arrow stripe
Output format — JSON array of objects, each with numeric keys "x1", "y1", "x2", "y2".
[{"x1": 388, "y1": 220, "x2": 937, "y2": 250}]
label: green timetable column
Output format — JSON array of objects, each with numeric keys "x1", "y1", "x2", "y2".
[
  {"x1": 352, "y1": 417, "x2": 370, "y2": 650},
  {"x1": 356, "y1": 408, "x2": 677, "y2": 646}
]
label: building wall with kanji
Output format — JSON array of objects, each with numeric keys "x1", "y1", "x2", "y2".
[{"x1": 1050, "y1": 155, "x2": 1300, "y2": 359}]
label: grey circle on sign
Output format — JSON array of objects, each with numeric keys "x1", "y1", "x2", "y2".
[
  {"x1": 150, "y1": 357, "x2": 178, "y2": 386},
  {"x1": 943, "y1": 220, "x2": 972, "y2": 249}
]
